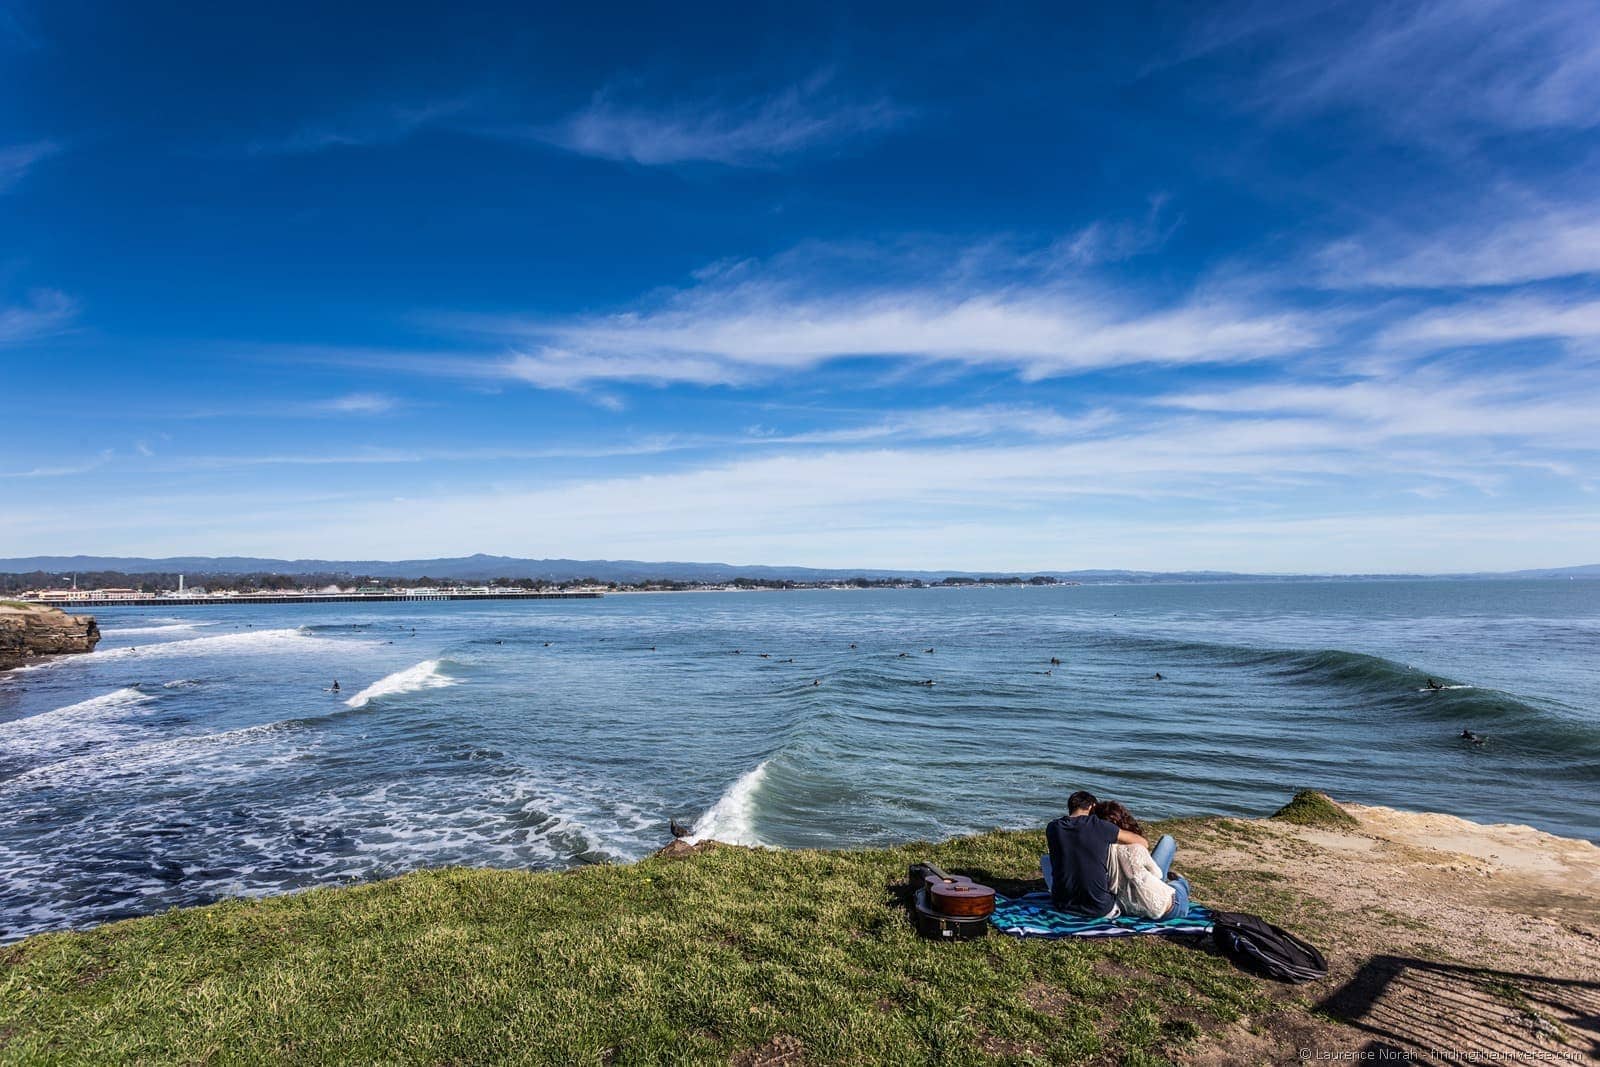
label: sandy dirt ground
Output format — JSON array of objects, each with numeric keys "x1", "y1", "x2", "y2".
[{"x1": 1176, "y1": 802, "x2": 1600, "y2": 1064}]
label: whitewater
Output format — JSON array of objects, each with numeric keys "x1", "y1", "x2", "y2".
[{"x1": 0, "y1": 580, "x2": 1596, "y2": 943}]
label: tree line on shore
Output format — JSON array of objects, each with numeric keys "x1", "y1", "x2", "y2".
[{"x1": 0, "y1": 570, "x2": 1065, "y2": 595}]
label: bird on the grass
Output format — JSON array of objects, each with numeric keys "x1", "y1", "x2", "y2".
[{"x1": 670, "y1": 818, "x2": 692, "y2": 839}]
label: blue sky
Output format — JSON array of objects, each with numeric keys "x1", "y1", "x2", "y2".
[{"x1": 2, "y1": 0, "x2": 1598, "y2": 572}]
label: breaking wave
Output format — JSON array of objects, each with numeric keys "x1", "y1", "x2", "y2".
[
  {"x1": 344, "y1": 659, "x2": 457, "y2": 709},
  {"x1": 102, "y1": 622, "x2": 198, "y2": 637},
  {"x1": 689, "y1": 761, "x2": 770, "y2": 846},
  {"x1": 101, "y1": 627, "x2": 327, "y2": 659},
  {"x1": 0, "y1": 687, "x2": 157, "y2": 756}
]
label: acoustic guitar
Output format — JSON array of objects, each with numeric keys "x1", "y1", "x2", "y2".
[{"x1": 916, "y1": 863, "x2": 996, "y2": 918}]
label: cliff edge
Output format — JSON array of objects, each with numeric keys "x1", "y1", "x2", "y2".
[
  {"x1": 1, "y1": 794, "x2": 1595, "y2": 1062},
  {"x1": 0, "y1": 601, "x2": 101, "y2": 670}
]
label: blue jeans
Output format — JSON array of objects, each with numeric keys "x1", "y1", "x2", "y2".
[
  {"x1": 1150, "y1": 834, "x2": 1188, "y2": 917},
  {"x1": 1164, "y1": 874, "x2": 1191, "y2": 919},
  {"x1": 1151, "y1": 834, "x2": 1176, "y2": 878}
]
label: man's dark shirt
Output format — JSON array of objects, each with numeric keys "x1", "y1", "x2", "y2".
[{"x1": 1046, "y1": 813, "x2": 1120, "y2": 915}]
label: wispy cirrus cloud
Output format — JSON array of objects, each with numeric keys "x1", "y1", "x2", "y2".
[
  {"x1": 0, "y1": 289, "x2": 75, "y2": 346},
  {"x1": 436, "y1": 232, "x2": 1321, "y2": 388},
  {"x1": 549, "y1": 287, "x2": 1309, "y2": 385},
  {"x1": 1217, "y1": 0, "x2": 1600, "y2": 137},
  {"x1": 754, "y1": 405, "x2": 1119, "y2": 447},
  {"x1": 0, "y1": 449, "x2": 112, "y2": 480},
  {"x1": 1380, "y1": 293, "x2": 1600, "y2": 349},
  {"x1": 314, "y1": 392, "x2": 402, "y2": 415},
  {"x1": 244, "y1": 98, "x2": 478, "y2": 156},
  {"x1": 164, "y1": 404, "x2": 1596, "y2": 569},
  {"x1": 1160, "y1": 364, "x2": 1600, "y2": 450},
  {"x1": 537, "y1": 74, "x2": 908, "y2": 166},
  {"x1": 0, "y1": 139, "x2": 60, "y2": 193},
  {"x1": 1317, "y1": 202, "x2": 1600, "y2": 289},
  {"x1": 490, "y1": 290, "x2": 1316, "y2": 388},
  {"x1": 240, "y1": 74, "x2": 904, "y2": 167}
]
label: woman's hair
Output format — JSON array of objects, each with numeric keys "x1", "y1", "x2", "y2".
[{"x1": 1093, "y1": 800, "x2": 1143, "y2": 837}]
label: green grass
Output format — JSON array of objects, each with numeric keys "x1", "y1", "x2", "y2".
[
  {"x1": 0, "y1": 828, "x2": 1294, "y2": 1065},
  {"x1": 1270, "y1": 790, "x2": 1358, "y2": 830},
  {"x1": 0, "y1": 600, "x2": 38, "y2": 610}
]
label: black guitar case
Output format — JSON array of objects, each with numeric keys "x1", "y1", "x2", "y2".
[{"x1": 911, "y1": 888, "x2": 990, "y2": 941}]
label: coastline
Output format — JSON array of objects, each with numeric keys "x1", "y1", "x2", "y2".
[
  {"x1": 0, "y1": 602, "x2": 100, "y2": 672},
  {"x1": 3, "y1": 792, "x2": 1595, "y2": 1062}
]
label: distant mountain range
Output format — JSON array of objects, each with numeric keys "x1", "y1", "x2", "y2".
[{"x1": 2, "y1": 554, "x2": 1597, "y2": 583}]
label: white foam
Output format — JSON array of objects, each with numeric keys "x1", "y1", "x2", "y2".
[
  {"x1": 689, "y1": 761, "x2": 770, "y2": 846},
  {"x1": 101, "y1": 627, "x2": 331, "y2": 659},
  {"x1": 344, "y1": 659, "x2": 457, "y2": 709},
  {"x1": 4, "y1": 660, "x2": 58, "y2": 675},
  {"x1": 103, "y1": 622, "x2": 197, "y2": 636},
  {"x1": 0, "y1": 687, "x2": 156, "y2": 753},
  {"x1": 4, "y1": 718, "x2": 300, "y2": 789}
]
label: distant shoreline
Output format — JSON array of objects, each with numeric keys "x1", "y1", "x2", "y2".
[
  {"x1": 13, "y1": 572, "x2": 1598, "y2": 610},
  {"x1": 11, "y1": 590, "x2": 605, "y2": 609}
]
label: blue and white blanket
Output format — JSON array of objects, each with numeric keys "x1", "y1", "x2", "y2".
[{"x1": 991, "y1": 894, "x2": 1215, "y2": 939}]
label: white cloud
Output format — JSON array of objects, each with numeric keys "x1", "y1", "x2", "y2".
[
  {"x1": 0, "y1": 449, "x2": 112, "y2": 480},
  {"x1": 541, "y1": 76, "x2": 906, "y2": 166},
  {"x1": 0, "y1": 140, "x2": 59, "y2": 193},
  {"x1": 1380, "y1": 294, "x2": 1600, "y2": 348},
  {"x1": 316, "y1": 392, "x2": 402, "y2": 415},
  {"x1": 0, "y1": 289, "x2": 75, "y2": 346},
  {"x1": 1231, "y1": 0, "x2": 1600, "y2": 136},
  {"x1": 7, "y1": 373, "x2": 1595, "y2": 569},
  {"x1": 1318, "y1": 204, "x2": 1600, "y2": 289},
  {"x1": 245, "y1": 99, "x2": 476, "y2": 155},
  {"x1": 1162, "y1": 369, "x2": 1600, "y2": 453},
  {"x1": 483, "y1": 284, "x2": 1320, "y2": 388},
  {"x1": 136, "y1": 423, "x2": 1594, "y2": 571},
  {"x1": 758, "y1": 405, "x2": 1118, "y2": 446}
]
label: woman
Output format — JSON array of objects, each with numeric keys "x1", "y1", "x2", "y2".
[{"x1": 1093, "y1": 800, "x2": 1191, "y2": 920}]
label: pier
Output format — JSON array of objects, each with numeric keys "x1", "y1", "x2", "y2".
[{"x1": 34, "y1": 591, "x2": 603, "y2": 608}]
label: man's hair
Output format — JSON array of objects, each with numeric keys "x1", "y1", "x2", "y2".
[{"x1": 1067, "y1": 790, "x2": 1098, "y2": 814}]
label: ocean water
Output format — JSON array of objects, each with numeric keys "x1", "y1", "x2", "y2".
[{"x1": 2, "y1": 581, "x2": 1596, "y2": 942}]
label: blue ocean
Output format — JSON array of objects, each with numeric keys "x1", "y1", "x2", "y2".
[{"x1": 2, "y1": 581, "x2": 1596, "y2": 942}]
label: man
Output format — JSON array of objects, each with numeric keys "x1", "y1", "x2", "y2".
[{"x1": 1044, "y1": 789, "x2": 1149, "y2": 917}]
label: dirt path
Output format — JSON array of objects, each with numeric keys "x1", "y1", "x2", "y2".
[{"x1": 1176, "y1": 801, "x2": 1600, "y2": 1063}]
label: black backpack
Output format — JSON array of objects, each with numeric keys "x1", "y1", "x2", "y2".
[{"x1": 1211, "y1": 911, "x2": 1328, "y2": 982}]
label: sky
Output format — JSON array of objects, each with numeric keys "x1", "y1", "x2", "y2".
[{"x1": 2, "y1": 0, "x2": 1598, "y2": 573}]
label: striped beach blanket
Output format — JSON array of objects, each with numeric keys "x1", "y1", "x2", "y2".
[{"x1": 991, "y1": 894, "x2": 1215, "y2": 939}]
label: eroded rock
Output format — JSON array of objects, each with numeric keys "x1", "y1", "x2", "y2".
[{"x1": 0, "y1": 603, "x2": 101, "y2": 670}]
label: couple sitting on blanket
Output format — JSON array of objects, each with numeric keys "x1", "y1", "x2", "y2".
[{"x1": 1042, "y1": 790, "x2": 1191, "y2": 921}]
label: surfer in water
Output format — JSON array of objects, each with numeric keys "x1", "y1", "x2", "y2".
[
  {"x1": 1427, "y1": 679, "x2": 1444, "y2": 691},
  {"x1": 330, "y1": 680, "x2": 340, "y2": 693},
  {"x1": 1460, "y1": 728, "x2": 1485, "y2": 745}
]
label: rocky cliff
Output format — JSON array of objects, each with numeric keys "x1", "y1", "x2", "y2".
[{"x1": 0, "y1": 603, "x2": 101, "y2": 670}]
